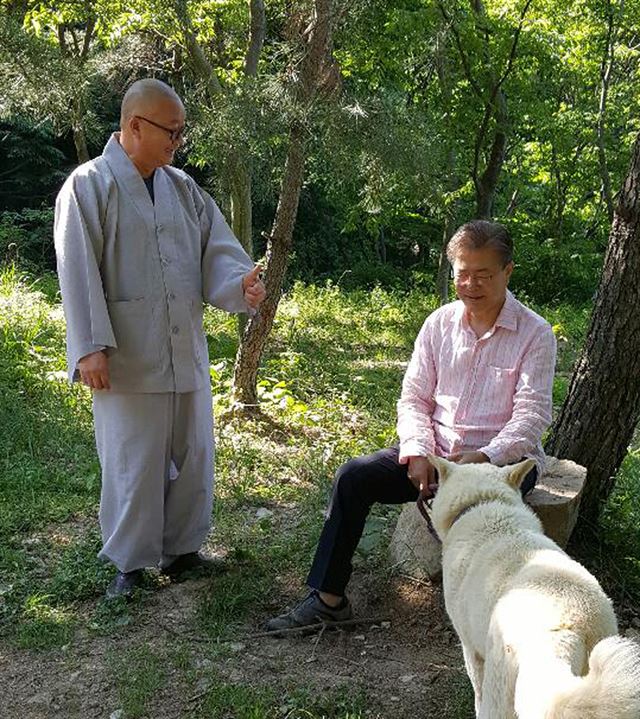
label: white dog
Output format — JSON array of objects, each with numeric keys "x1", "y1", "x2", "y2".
[{"x1": 428, "y1": 455, "x2": 640, "y2": 719}]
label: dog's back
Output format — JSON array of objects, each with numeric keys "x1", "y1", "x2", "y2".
[{"x1": 429, "y1": 457, "x2": 640, "y2": 719}]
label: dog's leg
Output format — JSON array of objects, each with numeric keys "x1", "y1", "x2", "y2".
[
  {"x1": 478, "y1": 628, "x2": 518, "y2": 719},
  {"x1": 461, "y1": 643, "x2": 484, "y2": 715}
]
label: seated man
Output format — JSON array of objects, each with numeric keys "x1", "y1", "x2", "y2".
[{"x1": 266, "y1": 219, "x2": 556, "y2": 631}]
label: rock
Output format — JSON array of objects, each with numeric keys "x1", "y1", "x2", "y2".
[
  {"x1": 388, "y1": 456, "x2": 587, "y2": 580},
  {"x1": 255, "y1": 508, "x2": 273, "y2": 520},
  {"x1": 526, "y1": 457, "x2": 586, "y2": 548},
  {"x1": 389, "y1": 501, "x2": 443, "y2": 579},
  {"x1": 109, "y1": 710, "x2": 124, "y2": 719}
]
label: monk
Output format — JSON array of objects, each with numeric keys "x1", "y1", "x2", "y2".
[{"x1": 55, "y1": 79, "x2": 265, "y2": 599}]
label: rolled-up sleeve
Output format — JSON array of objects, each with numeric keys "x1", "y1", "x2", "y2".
[
  {"x1": 479, "y1": 324, "x2": 556, "y2": 466},
  {"x1": 397, "y1": 318, "x2": 438, "y2": 463}
]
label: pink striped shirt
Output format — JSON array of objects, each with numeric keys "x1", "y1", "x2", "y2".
[{"x1": 397, "y1": 291, "x2": 556, "y2": 475}]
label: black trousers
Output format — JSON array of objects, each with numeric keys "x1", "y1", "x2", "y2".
[{"x1": 306, "y1": 446, "x2": 537, "y2": 596}]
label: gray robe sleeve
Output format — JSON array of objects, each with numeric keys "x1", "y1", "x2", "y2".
[
  {"x1": 54, "y1": 173, "x2": 117, "y2": 382},
  {"x1": 195, "y1": 186, "x2": 255, "y2": 313}
]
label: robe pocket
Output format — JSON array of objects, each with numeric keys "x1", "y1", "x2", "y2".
[{"x1": 106, "y1": 298, "x2": 161, "y2": 376}]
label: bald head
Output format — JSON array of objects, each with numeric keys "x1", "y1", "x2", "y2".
[{"x1": 120, "y1": 79, "x2": 183, "y2": 127}]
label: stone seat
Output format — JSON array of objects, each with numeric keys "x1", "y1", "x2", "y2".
[{"x1": 388, "y1": 456, "x2": 586, "y2": 580}]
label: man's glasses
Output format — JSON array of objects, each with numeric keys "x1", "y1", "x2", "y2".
[
  {"x1": 135, "y1": 115, "x2": 186, "y2": 143},
  {"x1": 452, "y1": 269, "x2": 502, "y2": 285}
]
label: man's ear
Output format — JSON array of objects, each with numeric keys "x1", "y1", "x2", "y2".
[
  {"x1": 505, "y1": 458, "x2": 536, "y2": 489},
  {"x1": 427, "y1": 454, "x2": 454, "y2": 484}
]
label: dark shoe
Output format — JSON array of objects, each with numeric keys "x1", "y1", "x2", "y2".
[
  {"x1": 105, "y1": 569, "x2": 143, "y2": 600},
  {"x1": 161, "y1": 552, "x2": 226, "y2": 581},
  {"x1": 265, "y1": 590, "x2": 353, "y2": 633}
]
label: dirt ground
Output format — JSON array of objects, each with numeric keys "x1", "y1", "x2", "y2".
[{"x1": 1, "y1": 571, "x2": 473, "y2": 719}]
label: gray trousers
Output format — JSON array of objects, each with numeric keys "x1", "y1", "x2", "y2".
[{"x1": 93, "y1": 387, "x2": 214, "y2": 573}]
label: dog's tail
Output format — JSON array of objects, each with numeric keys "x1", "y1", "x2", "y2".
[{"x1": 545, "y1": 636, "x2": 640, "y2": 719}]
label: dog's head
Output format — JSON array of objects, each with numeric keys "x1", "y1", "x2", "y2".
[{"x1": 427, "y1": 455, "x2": 535, "y2": 541}]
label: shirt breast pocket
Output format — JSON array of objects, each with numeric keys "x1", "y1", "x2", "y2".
[{"x1": 479, "y1": 366, "x2": 518, "y2": 423}]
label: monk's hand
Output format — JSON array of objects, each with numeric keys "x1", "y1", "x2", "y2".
[
  {"x1": 242, "y1": 265, "x2": 266, "y2": 309},
  {"x1": 77, "y1": 350, "x2": 110, "y2": 391},
  {"x1": 407, "y1": 456, "x2": 438, "y2": 499},
  {"x1": 447, "y1": 451, "x2": 489, "y2": 465}
]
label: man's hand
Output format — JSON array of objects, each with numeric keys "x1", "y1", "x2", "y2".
[
  {"x1": 77, "y1": 350, "x2": 110, "y2": 390},
  {"x1": 447, "y1": 451, "x2": 489, "y2": 465},
  {"x1": 407, "y1": 456, "x2": 438, "y2": 499},
  {"x1": 242, "y1": 265, "x2": 266, "y2": 309}
]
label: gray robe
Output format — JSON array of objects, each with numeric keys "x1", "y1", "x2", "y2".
[
  {"x1": 54, "y1": 133, "x2": 253, "y2": 392},
  {"x1": 54, "y1": 134, "x2": 254, "y2": 571}
]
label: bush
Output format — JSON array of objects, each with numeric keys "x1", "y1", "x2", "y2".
[{"x1": 0, "y1": 207, "x2": 55, "y2": 272}]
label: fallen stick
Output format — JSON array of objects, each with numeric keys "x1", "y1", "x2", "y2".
[{"x1": 236, "y1": 616, "x2": 391, "y2": 640}]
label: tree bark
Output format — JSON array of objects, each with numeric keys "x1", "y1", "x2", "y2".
[
  {"x1": 546, "y1": 130, "x2": 640, "y2": 527},
  {"x1": 232, "y1": 0, "x2": 334, "y2": 407}
]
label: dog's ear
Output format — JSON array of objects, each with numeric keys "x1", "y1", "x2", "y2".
[
  {"x1": 427, "y1": 454, "x2": 452, "y2": 484},
  {"x1": 505, "y1": 458, "x2": 536, "y2": 489}
]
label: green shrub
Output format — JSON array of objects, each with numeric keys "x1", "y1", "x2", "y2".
[{"x1": 0, "y1": 207, "x2": 55, "y2": 272}]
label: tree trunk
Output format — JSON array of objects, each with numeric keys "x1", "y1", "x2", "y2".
[
  {"x1": 232, "y1": 0, "x2": 333, "y2": 407},
  {"x1": 436, "y1": 209, "x2": 454, "y2": 305},
  {"x1": 72, "y1": 97, "x2": 90, "y2": 164},
  {"x1": 596, "y1": 0, "x2": 623, "y2": 223},
  {"x1": 546, "y1": 130, "x2": 640, "y2": 527},
  {"x1": 434, "y1": 30, "x2": 456, "y2": 305},
  {"x1": 230, "y1": 160, "x2": 253, "y2": 337},
  {"x1": 474, "y1": 90, "x2": 507, "y2": 219},
  {"x1": 232, "y1": 123, "x2": 307, "y2": 405}
]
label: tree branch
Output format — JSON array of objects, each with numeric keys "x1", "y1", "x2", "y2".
[
  {"x1": 494, "y1": 0, "x2": 533, "y2": 92},
  {"x1": 435, "y1": 0, "x2": 484, "y2": 100},
  {"x1": 173, "y1": 0, "x2": 223, "y2": 98}
]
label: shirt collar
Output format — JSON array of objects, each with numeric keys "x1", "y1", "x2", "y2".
[
  {"x1": 455, "y1": 290, "x2": 519, "y2": 335},
  {"x1": 494, "y1": 290, "x2": 518, "y2": 332}
]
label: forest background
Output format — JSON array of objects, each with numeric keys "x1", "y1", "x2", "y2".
[{"x1": 1, "y1": 1, "x2": 640, "y2": 718}]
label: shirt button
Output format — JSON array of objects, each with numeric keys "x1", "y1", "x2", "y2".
[
  {"x1": 168, "y1": 292, "x2": 176, "y2": 300},
  {"x1": 157, "y1": 223, "x2": 164, "y2": 231},
  {"x1": 171, "y1": 326, "x2": 179, "y2": 335}
]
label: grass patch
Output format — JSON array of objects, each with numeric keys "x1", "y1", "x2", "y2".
[
  {"x1": 108, "y1": 644, "x2": 167, "y2": 718},
  {"x1": 192, "y1": 680, "x2": 370, "y2": 719},
  {"x1": 15, "y1": 593, "x2": 75, "y2": 649}
]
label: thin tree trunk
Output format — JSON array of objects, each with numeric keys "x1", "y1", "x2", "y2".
[
  {"x1": 474, "y1": 89, "x2": 507, "y2": 219},
  {"x1": 434, "y1": 29, "x2": 456, "y2": 305},
  {"x1": 597, "y1": 0, "x2": 623, "y2": 223},
  {"x1": 546, "y1": 130, "x2": 640, "y2": 528},
  {"x1": 232, "y1": 0, "x2": 333, "y2": 407},
  {"x1": 71, "y1": 92, "x2": 90, "y2": 164},
  {"x1": 436, "y1": 205, "x2": 455, "y2": 305},
  {"x1": 232, "y1": 124, "x2": 307, "y2": 404},
  {"x1": 550, "y1": 141, "x2": 565, "y2": 235}
]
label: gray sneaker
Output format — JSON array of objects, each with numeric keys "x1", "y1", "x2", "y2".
[{"x1": 265, "y1": 590, "x2": 353, "y2": 633}]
